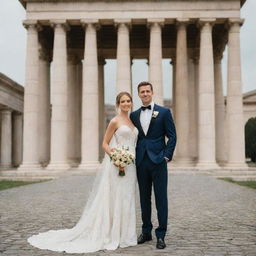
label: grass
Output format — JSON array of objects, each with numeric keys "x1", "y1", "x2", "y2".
[
  {"x1": 219, "y1": 178, "x2": 256, "y2": 189},
  {"x1": 0, "y1": 179, "x2": 51, "y2": 191}
]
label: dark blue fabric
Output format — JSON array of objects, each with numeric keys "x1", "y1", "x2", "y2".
[
  {"x1": 130, "y1": 104, "x2": 176, "y2": 239},
  {"x1": 136, "y1": 153, "x2": 168, "y2": 239},
  {"x1": 130, "y1": 104, "x2": 176, "y2": 167}
]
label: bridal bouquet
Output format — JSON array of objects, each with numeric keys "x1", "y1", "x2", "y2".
[{"x1": 110, "y1": 147, "x2": 135, "y2": 176}]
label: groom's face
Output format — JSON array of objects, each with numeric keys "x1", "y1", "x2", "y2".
[{"x1": 138, "y1": 85, "x2": 153, "y2": 106}]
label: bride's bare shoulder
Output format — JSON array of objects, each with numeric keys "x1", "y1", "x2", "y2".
[{"x1": 108, "y1": 117, "x2": 119, "y2": 129}]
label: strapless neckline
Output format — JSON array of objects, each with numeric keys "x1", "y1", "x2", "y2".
[{"x1": 116, "y1": 124, "x2": 137, "y2": 133}]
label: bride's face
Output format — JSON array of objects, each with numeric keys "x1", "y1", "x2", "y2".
[{"x1": 118, "y1": 95, "x2": 132, "y2": 112}]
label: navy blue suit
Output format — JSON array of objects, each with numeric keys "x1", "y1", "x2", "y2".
[{"x1": 130, "y1": 104, "x2": 176, "y2": 239}]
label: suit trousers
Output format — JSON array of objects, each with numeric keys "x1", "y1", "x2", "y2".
[{"x1": 136, "y1": 152, "x2": 168, "y2": 239}]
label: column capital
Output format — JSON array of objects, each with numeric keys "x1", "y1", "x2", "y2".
[
  {"x1": 176, "y1": 18, "x2": 190, "y2": 27},
  {"x1": 50, "y1": 20, "x2": 70, "y2": 31},
  {"x1": 198, "y1": 18, "x2": 216, "y2": 28},
  {"x1": 13, "y1": 111, "x2": 23, "y2": 116},
  {"x1": 114, "y1": 19, "x2": 131, "y2": 26},
  {"x1": 0, "y1": 108, "x2": 12, "y2": 114},
  {"x1": 227, "y1": 18, "x2": 244, "y2": 32},
  {"x1": 147, "y1": 18, "x2": 165, "y2": 28},
  {"x1": 23, "y1": 20, "x2": 42, "y2": 31},
  {"x1": 81, "y1": 19, "x2": 100, "y2": 30}
]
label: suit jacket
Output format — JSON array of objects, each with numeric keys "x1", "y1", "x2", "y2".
[{"x1": 130, "y1": 104, "x2": 177, "y2": 167}]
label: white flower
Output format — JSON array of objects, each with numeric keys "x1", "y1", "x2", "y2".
[
  {"x1": 152, "y1": 111, "x2": 159, "y2": 118},
  {"x1": 110, "y1": 147, "x2": 135, "y2": 172}
]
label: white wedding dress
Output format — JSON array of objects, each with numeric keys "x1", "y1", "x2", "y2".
[{"x1": 28, "y1": 125, "x2": 138, "y2": 253}]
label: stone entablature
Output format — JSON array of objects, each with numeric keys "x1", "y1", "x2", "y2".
[
  {"x1": 0, "y1": 73, "x2": 24, "y2": 169},
  {"x1": 19, "y1": 0, "x2": 245, "y2": 19},
  {"x1": 0, "y1": 73, "x2": 24, "y2": 112}
]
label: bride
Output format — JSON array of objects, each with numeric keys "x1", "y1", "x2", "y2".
[{"x1": 28, "y1": 92, "x2": 138, "y2": 253}]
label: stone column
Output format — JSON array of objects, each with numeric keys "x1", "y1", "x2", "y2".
[
  {"x1": 116, "y1": 20, "x2": 131, "y2": 94},
  {"x1": 174, "y1": 19, "x2": 192, "y2": 165},
  {"x1": 214, "y1": 53, "x2": 226, "y2": 165},
  {"x1": 197, "y1": 19, "x2": 218, "y2": 168},
  {"x1": 170, "y1": 58, "x2": 177, "y2": 160},
  {"x1": 77, "y1": 61, "x2": 82, "y2": 163},
  {"x1": 98, "y1": 58, "x2": 106, "y2": 161},
  {"x1": 79, "y1": 21, "x2": 100, "y2": 170},
  {"x1": 13, "y1": 112, "x2": 23, "y2": 167},
  {"x1": 19, "y1": 20, "x2": 41, "y2": 170},
  {"x1": 170, "y1": 58, "x2": 176, "y2": 120},
  {"x1": 148, "y1": 19, "x2": 164, "y2": 105},
  {"x1": 0, "y1": 109, "x2": 12, "y2": 169},
  {"x1": 226, "y1": 19, "x2": 246, "y2": 167},
  {"x1": 38, "y1": 50, "x2": 51, "y2": 166},
  {"x1": 193, "y1": 56, "x2": 199, "y2": 163},
  {"x1": 67, "y1": 54, "x2": 82, "y2": 167},
  {"x1": 188, "y1": 56, "x2": 197, "y2": 162},
  {"x1": 47, "y1": 20, "x2": 69, "y2": 170}
]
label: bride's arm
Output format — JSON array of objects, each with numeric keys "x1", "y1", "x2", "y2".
[{"x1": 102, "y1": 119, "x2": 118, "y2": 155}]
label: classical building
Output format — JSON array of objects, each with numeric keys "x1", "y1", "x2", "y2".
[
  {"x1": 0, "y1": 73, "x2": 23, "y2": 169},
  {"x1": 243, "y1": 89, "x2": 256, "y2": 124},
  {"x1": 17, "y1": 0, "x2": 247, "y2": 172}
]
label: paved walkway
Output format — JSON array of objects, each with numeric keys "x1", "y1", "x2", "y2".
[{"x1": 0, "y1": 173, "x2": 255, "y2": 256}]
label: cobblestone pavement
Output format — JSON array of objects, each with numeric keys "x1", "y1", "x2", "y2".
[{"x1": 0, "y1": 173, "x2": 256, "y2": 256}]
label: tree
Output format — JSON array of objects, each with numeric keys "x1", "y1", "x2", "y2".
[{"x1": 245, "y1": 117, "x2": 256, "y2": 162}]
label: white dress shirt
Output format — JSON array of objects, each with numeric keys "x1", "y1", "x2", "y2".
[{"x1": 140, "y1": 102, "x2": 154, "y2": 135}]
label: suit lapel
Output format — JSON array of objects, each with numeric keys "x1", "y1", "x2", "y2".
[
  {"x1": 146, "y1": 104, "x2": 159, "y2": 136},
  {"x1": 135, "y1": 109, "x2": 146, "y2": 137}
]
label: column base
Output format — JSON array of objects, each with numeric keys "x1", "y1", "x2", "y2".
[
  {"x1": 196, "y1": 161, "x2": 220, "y2": 169},
  {"x1": 172, "y1": 157, "x2": 195, "y2": 167},
  {"x1": 0, "y1": 164, "x2": 13, "y2": 170},
  {"x1": 78, "y1": 161, "x2": 100, "y2": 172},
  {"x1": 216, "y1": 160, "x2": 227, "y2": 167},
  {"x1": 224, "y1": 162, "x2": 248, "y2": 169},
  {"x1": 18, "y1": 162, "x2": 42, "y2": 171},
  {"x1": 46, "y1": 162, "x2": 70, "y2": 171}
]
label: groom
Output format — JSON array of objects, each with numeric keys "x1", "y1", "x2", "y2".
[{"x1": 130, "y1": 81, "x2": 176, "y2": 249}]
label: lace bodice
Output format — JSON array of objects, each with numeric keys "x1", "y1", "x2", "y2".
[{"x1": 114, "y1": 125, "x2": 138, "y2": 153}]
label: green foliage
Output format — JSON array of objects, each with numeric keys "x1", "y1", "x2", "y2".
[
  {"x1": 220, "y1": 178, "x2": 256, "y2": 189},
  {"x1": 0, "y1": 180, "x2": 51, "y2": 191},
  {"x1": 245, "y1": 117, "x2": 256, "y2": 162}
]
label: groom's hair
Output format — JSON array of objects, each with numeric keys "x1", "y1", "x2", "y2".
[{"x1": 137, "y1": 81, "x2": 153, "y2": 92}]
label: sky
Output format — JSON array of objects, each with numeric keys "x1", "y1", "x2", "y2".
[{"x1": 0, "y1": 0, "x2": 255, "y2": 109}]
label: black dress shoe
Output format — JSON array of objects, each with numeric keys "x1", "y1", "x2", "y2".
[
  {"x1": 137, "y1": 233, "x2": 152, "y2": 244},
  {"x1": 156, "y1": 238, "x2": 166, "y2": 249}
]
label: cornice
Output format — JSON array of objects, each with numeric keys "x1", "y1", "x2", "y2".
[
  {"x1": 0, "y1": 73, "x2": 24, "y2": 94},
  {"x1": 19, "y1": 0, "x2": 247, "y2": 9}
]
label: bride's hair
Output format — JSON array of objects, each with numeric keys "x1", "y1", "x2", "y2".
[{"x1": 116, "y1": 92, "x2": 133, "y2": 106}]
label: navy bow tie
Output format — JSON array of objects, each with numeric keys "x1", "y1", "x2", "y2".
[{"x1": 141, "y1": 105, "x2": 151, "y2": 111}]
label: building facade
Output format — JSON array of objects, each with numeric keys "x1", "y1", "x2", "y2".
[
  {"x1": 18, "y1": 0, "x2": 247, "y2": 171},
  {"x1": 243, "y1": 89, "x2": 256, "y2": 124},
  {"x1": 0, "y1": 73, "x2": 23, "y2": 169}
]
